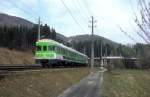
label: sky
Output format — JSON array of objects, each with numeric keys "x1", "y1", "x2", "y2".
[{"x1": 0, "y1": 0, "x2": 147, "y2": 44}]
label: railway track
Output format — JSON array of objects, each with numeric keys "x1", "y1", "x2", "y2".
[
  {"x1": 0, "y1": 65, "x2": 86, "y2": 78},
  {"x1": 0, "y1": 65, "x2": 42, "y2": 71},
  {"x1": 0, "y1": 65, "x2": 85, "y2": 71},
  {"x1": 0, "y1": 65, "x2": 42, "y2": 78}
]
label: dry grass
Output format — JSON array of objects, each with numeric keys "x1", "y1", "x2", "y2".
[
  {"x1": 0, "y1": 48, "x2": 35, "y2": 65},
  {"x1": 0, "y1": 68, "x2": 90, "y2": 97},
  {"x1": 102, "y1": 69, "x2": 150, "y2": 97}
]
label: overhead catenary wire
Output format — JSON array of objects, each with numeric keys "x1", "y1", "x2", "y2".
[
  {"x1": 4, "y1": 0, "x2": 90, "y2": 34},
  {"x1": 68, "y1": 0, "x2": 89, "y2": 30},
  {"x1": 72, "y1": 0, "x2": 89, "y2": 24},
  {"x1": 75, "y1": 0, "x2": 91, "y2": 17},
  {"x1": 17, "y1": 0, "x2": 40, "y2": 17},
  {"x1": 81, "y1": 0, "x2": 93, "y2": 16},
  {"x1": 60, "y1": 0, "x2": 87, "y2": 33},
  {"x1": 4, "y1": 0, "x2": 89, "y2": 35},
  {"x1": 117, "y1": 25, "x2": 138, "y2": 43},
  {"x1": 2, "y1": 0, "x2": 42, "y2": 42},
  {"x1": 4, "y1": 0, "x2": 38, "y2": 22}
]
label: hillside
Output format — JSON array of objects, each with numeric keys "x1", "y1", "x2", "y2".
[
  {"x1": 0, "y1": 48, "x2": 34, "y2": 65},
  {"x1": 68, "y1": 34, "x2": 119, "y2": 46},
  {"x1": 68, "y1": 34, "x2": 105, "y2": 42},
  {"x1": 0, "y1": 13, "x2": 118, "y2": 47},
  {"x1": 67, "y1": 34, "x2": 120, "y2": 58},
  {"x1": 0, "y1": 13, "x2": 68, "y2": 43},
  {"x1": 56, "y1": 32, "x2": 68, "y2": 43},
  {"x1": 0, "y1": 13, "x2": 34, "y2": 28}
]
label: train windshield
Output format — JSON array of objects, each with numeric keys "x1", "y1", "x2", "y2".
[
  {"x1": 43, "y1": 46, "x2": 47, "y2": 51},
  {"x1": 36, "y1": 46, "x2": 41, "y2": 51}
]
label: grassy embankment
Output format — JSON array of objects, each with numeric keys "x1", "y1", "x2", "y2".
[
  {"x1": 0, "y1": 48, "x2": 34, "y2": 65},
  {"x1": 0, "y1": 68, "x2": 90, "y2": 97},
  {"x1": 102, "y1": 69, "x2": 150, "y2": 97}
]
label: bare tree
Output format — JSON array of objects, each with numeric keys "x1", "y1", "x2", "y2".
[{"x1": 134, "y1": 0, "x2": 150, "y2": 43}]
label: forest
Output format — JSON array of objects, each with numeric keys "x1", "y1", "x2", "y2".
[
  {"x1": 0, "y1": 24, "x2": 56, "y2": 50},
  {"x1": 72, "y1": 38, "x2": 150, "y2": 69}
]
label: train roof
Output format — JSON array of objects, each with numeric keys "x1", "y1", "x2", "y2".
[{"x1": 36, "y1": 39, "x2": 87, "y2": 57}]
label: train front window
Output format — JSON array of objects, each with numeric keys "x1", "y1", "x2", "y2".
[
  {"x1": 37, "y1": 46, "x2": 41, "y2": 51},
  {"x1": 43, "y1": 46, "x2": 47, "y2": 51}
]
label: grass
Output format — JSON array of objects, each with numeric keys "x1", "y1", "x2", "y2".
[
  {"x1": 102, "y1": 69, "x2": 150, "y2": 97},
  {"x1": 0, "y1": 68, "x2": 90, "y2": 97},
  {"x1": 0, "y1": 48, "x2": 35, "y2": 65}
]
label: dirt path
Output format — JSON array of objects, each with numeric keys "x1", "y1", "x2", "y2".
[{"x1": 58, "y1": 70, "x2": 104, "y2": 97}]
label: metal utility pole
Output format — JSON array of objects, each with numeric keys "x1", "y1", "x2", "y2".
[
  {"x1": 38, "y1": 17, "x2": 41, "y2": 40},
  {"x1": 89, "y1": 16, "x2": 96, "y2": 69},
  {"x1": 83, "y1": 46, "x2": 86, "y2": 55},
  {"x1": 101, "y1": 42, "x2": 103, "y2": 67},
  {"x1": 105, "y1": 47, "x2": 107, "y2": 65}
]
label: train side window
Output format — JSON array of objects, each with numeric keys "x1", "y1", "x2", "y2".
[
  {"x1": 48, "y1": 46, "x2": 54, "y2": 51},
  {"x1": 64, "y1": 49, "x2": 66, "y2": 55},
  {"x1": 63, "y1": 49, "x2": 65, "y2": 54},
  {"x1": 52, "y1": 46, "x2": 55, "y2": 51},
  {"x1": 55, "y1": 46, "x2": 58, "y2": 52},
  {"x1": 52, "y1": 46, "x2": 56, "y2": 51},
  {"x1": 62, "y1": 48, "x2": 64, "y2": 54},
  {"x1": 37, "y1": 46, "x2": 41, "y2": 51},
  {"x1": 61, "y1": 48, "x2": 63, "y2": 54},
  {"x1": 59, "y1": 48, "x2": 61, "y2": 53},
  {"x1": 48, "y1": 46, "x2": 51, "y2": 51},
  {"x1": 43, "y1": 46, "x2": 47, "y2": 51},
  {"x1": 56, "y1": 46, "x2": 60, "y2": 53},
  {"x1": 57, "y1": 47, "x2": 60, "y2": 53},
  {"x1": 57, "y1": 47, "x2": 59, "y2": 52},
  {"x1": 59, "y1": 47, "x2": 60, "y2": 52}
]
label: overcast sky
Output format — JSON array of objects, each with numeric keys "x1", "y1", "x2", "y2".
[{"x1": 0, "y1": 0, "x2": 147, "y2": 44}]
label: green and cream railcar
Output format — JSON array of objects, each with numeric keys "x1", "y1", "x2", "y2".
[{"x1": 35, "y1": 39, "x2": 88, "y2": 67}]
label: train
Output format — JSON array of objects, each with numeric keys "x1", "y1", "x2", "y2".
[{"x1": 35, "y1": 39, "x2": 88, "y2": 67}]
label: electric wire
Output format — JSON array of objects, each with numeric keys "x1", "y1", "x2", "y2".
[
  {"x1": 72, "y1": 0, "x2": 89, "y2": 24},
  {"x1": 60, "y1": 0, "x2": 87, "y2": 33},
  {"x1": 18, "y1": 0, "x2": 40, "y2": 17},
  {"x1": 117, "y1": 25, "x2": 138, "y2": 43},
  {"x1": 81, "y1": 0, "x2": 93, "y2": 16},
  {"x1": 5, "y1": 0, "x2": 38, "y2": 22},
  {"x1": 76, "y1": 0, "x2": 90, "y2": 17}
]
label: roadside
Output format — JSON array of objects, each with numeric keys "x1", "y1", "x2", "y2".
[
  {"x1": 102, "y1": 69, "x2": 150, "y2": 97},
  {"x1": 0, "y1": 48, "x2": 35, "y2": 65},
  {"x1": 0, "y1": 68, "x2": 90, "y2": 97}
]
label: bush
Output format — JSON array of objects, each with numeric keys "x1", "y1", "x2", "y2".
[{"x1": 140, "y1": 51, "x2": 150, "y2": 69}]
